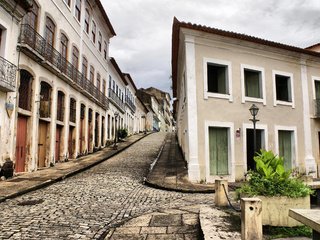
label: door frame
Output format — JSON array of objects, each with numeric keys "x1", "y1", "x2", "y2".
[
  {"x1": 242, "y1": 123, "x2": 268, "y2": 173},
  {"x1": 16, "y1": 115, "x2": 28, "y2": 172},
  {"x1": 204, "y1": 121, "x2": 235, "y2": 182}
]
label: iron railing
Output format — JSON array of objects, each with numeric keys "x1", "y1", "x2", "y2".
[
  {"x1": 18, "y1": 24, "x2": 109, "y2": 109},
  {"x1": 0, "y1": 56, "x2": 17, "y2": 92},
  {"x1": 125, "y1": 95, "x2": 136, "y2": 112},
  {"x1": 108, "y1": 88, "x2": 125, "y2": 112},
  {"x1": 314, "y1": 99, "x2": 320, "y2": 117}
]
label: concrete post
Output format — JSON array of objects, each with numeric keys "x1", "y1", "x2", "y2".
[
  {"x1": 241, "y1": 198, "x2": 262, "y2": 240},
  {"x1": 214, "y1": 179, "x2": 228, "y2": 207}
]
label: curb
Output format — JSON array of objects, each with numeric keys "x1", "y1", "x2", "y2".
[{"x1": 0, "y1": 133, "x2": 151, "y2": 203}]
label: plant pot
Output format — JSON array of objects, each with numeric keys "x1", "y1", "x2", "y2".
[{"x1": 257, "y1": 195, "x2": 310, "y2": 227}]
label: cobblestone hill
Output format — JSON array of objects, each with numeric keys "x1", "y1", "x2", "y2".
[{"x1": 0, "y1": 133, "x2": 212, "y2": 239}]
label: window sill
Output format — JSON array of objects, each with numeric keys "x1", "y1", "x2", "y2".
[
  {"x1": 73, "y1": 16, "x2": 81, "y2": 26},
  {"x1": 275, "y1": 100, "x2": 294, "y2": 108},
  {"x1": 243, "y1": 96, "x2": 265, "y2": 105},
  {"x1": 205, "y1": 92, "x2": 232, "y2": 102},
  {"x1": 62, "y1": 1, "x2": 72, "y2": 12}
]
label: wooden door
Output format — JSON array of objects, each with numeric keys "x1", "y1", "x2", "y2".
[
  {"x1": 55, "y1": 126, "x2": 62, "y2": 162},
  {"x1": 38, "y1": 121, "x2": 47, "y2": 167},
  {"x1": 16, "y1": 115, "x2": 27, "y2": 172},
  {"x1": 80, "y1": 119, "x2": 84, "y2": 153},
  {"x1": 68, "y1": 126, "x2": 74, "y2": 157}
]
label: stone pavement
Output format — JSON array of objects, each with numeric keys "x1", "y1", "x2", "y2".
[
  {"x1": 0, "y1": 132, "x2": 149, "y2": 202},
  {"x1": 145, "y1": 133, "x2": 215, "y2": 193}
]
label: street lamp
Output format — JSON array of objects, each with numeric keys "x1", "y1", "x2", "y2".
[
  {"x1": 249, "y1": 104, "x2": 259, "y2": 159},
  {"x1": 113, "y1": 111, "x2": 119, "y2": 149}
]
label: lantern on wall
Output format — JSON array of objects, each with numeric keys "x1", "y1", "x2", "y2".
[{"x1": 5, "y1": 101, "x2": 14, "y2": 118}]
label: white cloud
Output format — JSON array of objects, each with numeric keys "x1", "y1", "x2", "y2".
[{"x1": 102, "y1": 0, "x2": 320, "y2": 96}]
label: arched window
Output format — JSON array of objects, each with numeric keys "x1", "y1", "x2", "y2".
[
  {"x1": 57, "y1": 91, "x2": 65, "y2": 121},
  {"x1": 96, "y1": 73, "x2": 101, "y2": 90},
  {"x1": 69, "y1": 98, "x2": 76, "y2": 123},
  {"x1": 23, "y1": 0, "x2": 39, "y2": 30},
  {"x1": 82, "y1": 56, "x2": 88, "y2": 78},
  {"x1": 18, "y1": 70, "x2": 33, "y2": 111},
  {"x1": 91, "y1": 21, "x2": 96, "y2": 43},
  {"x1": 84, "y1": 9, "x2": 90, "y2": 34},
  {"x1": 72, "y1": 46, "x2": 79, "y2": 69},
  {"x1": 89, "y1": 65, "x2": 94, "y2": 83},
  {"x1": 60, "y1": 33, "x2": 68, "y2": 60},
  {"x1": 45, "y1": 17, "x2": 55, "y2": 46},
  {"x1": 75, "y1": 0, "x2": 81, "y2": 22}
]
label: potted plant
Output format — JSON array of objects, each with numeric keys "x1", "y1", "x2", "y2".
[{"x1": 237, "y1": 150, "x2": 313, "y2": 227}]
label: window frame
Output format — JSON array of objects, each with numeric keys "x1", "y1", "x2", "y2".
[
  {"x1": 203, "y1": 58, "x2": 233, "y2": 101},
  {"x1": 75, "y1": 0, "x2": 82, "y2": 22},
  {"x1": 103, "y1": 41, "x2": 107, "y2": 59},
  {"x1": 91, "y1": 20, "x2": 96, "y2": 43},
  {"x1": 89, "y1": 65, "x2": 94, "y2": 83},
  {"x1": 241, "y1": 64, "x2": 266, "y2": 105},
  {"x1": 98, "y1": 31, "x2": 102, "y2": 52},
  {"x1": 60, "y1": 33, "x2": 68, "y2": 60},
  {"x1": 274, "y1": 125, "x2": 298, "y2": 170},
  {"x1": 72, "y1": 46, "x2": 79, "y2": 69},
  {"x1": 84, "y1": 8, "x2": 90, "y2": 34},
  {"x1": 272, "y1": 70, "x2": 294, "y2": 108},
  {"x1": 82, "y1": 56, "x2": 88, "y2": 78},
  {"x1": 204, "y1": 121, "x2": 235, "y2": 182}
]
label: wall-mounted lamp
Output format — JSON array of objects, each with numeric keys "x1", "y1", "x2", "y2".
[{"x1": 5, "y1": 98, "x2": 14, "y2": 118}]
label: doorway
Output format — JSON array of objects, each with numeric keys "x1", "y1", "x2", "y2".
[
  {"x1": 16, "y1": 115, "x2": 28, "y2": 172},
  {"x1": 246, "y1": 129, "x2": 263, "y2": 171},
  {"x1": 68, "y1": 126, "x2": 75, "y2": 158},
  {"x1": 55, "y1": 125, "x2": 62, "y2": 162},
  {"x1": 38, "y1": 121, "x2": 49, "y2": 168}
]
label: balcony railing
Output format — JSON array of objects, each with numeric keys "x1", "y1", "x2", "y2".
[
  {"x1": 125, "y1": 96, "x2": 136, "y2": 112},
  {"x1": 314, "y1": 99, "x2": 320, "y2": 118},
  {"x1": 18, "y1": 24, "x2": 109, "y2": 110},
  {"x1": 108, "y1": 88, "x2": 125, "y2": 112},
  {"x1": 0, "y1": 56, "x2": 17, "y2": 92}
]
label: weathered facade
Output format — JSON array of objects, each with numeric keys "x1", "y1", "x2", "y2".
[{"x1": 172, "y1": 18, "x2": 320, "y2": 182}]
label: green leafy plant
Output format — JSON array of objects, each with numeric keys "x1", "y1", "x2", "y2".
[
  {"x1": 237, "y1": 150, "x2": 313, "y2": 198},
  {"x1": 117, "y1": 128, "x2": 128, "y2": 139}
]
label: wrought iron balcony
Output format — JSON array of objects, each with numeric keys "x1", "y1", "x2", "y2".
[
  {"x1": 0, "y1": 56, "x2": 17, "y2": 92},
  {"x1": 108, "y1": 88, "x2": 125, "y2": 112},
  {"x1": 18, "y1": 24, "x2": 109, "y2": 110},
  {"x1": 125, "y1": 96, "x2": 136, "y2": 113}
]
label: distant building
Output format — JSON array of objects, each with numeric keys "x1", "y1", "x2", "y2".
[{"x1": 172, "y1": 17, "x2": 319, "y2": 183}]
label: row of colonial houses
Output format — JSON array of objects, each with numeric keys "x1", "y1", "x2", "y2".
[
  {"x1": 0, "y1": 0, "x2": 159, "y2": 174},
  {"x1": 172, "y1": 17, "x2": 320, "y2": 183}
]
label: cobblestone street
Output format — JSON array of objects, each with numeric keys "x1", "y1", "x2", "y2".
[{"x1": 0, "y1": 133, "x2": 213, "y2": 239}]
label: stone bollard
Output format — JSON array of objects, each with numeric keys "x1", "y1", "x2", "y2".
[
  {"x1": 214, "y1": 179, "x2": 228, "y2": 207},
  {"x1": 241, "y1": 198, "x2": 262, "y2": 240}
]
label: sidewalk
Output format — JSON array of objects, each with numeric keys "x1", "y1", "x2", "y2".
[
  {"x1": 0, "y1": 133, "x2": 149, "y2": 203},
  {"x1": 145, "y1": 132, "x2": 215, "y2": 193}
]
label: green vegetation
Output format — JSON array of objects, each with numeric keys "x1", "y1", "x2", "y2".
[
  {"x1": 237, "y1": 150, "x2": 313, "y2": 198},
  {"x1": 263, "y1": 225, "x2": 312, "y2": 239},
  {"x1": 117, "y1": 128, "x2": 128, "y2": 139}
]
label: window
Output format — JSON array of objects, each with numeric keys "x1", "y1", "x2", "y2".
[
  {"x1": 103, "y1": 79, "x2": 106, "y2": 95},
  {"x1": 208, "y1": 127, "x2": 229, "y2": 175},
  {"x1": 278, "y1": 130, "x2": 294, "y2": 170},
  {"x1": 207, "y1": 63, "x2": 228, "y2": 94},
  {"x1": 18, "y1": 70, "x2": 33, "y2": 111},
  {"x1": 63, "y1": 0, "x2": 71, "y2": 7},
  {"x1": 75, "y1": 0, "x2": 81, "y2": 22},
  {"x1": 91, "y1": 21, "x2": 96, "y2": 43},
  {"x1": 275, "y1": 74, "x2": 291, "y2": 102},
  {"x1": 204, "y1": 58, "x2": 232, "y2": 101},
  {"x1": 57, "y1": 91, "x2": 65, "y2": 121},
  {"x1": 315, "y1": 80, "x2": 320, "y2": 99},
  {"x1": 244, "y1": 69, "x2": 262, "y2": 98},
  {"x1": 72, "y1": 46, "x2": 79, "y2": 69},
  {"x1": 241, "y1": 64, "x2": 265, "y2": 104},
  {"x1": 82, "y1": 56, "x2": 88, "y2": 78},
  {"x1": 98, "y1": 32, "x2": 102, "y2": 52},
  {"x1": 23, "y1": 0, "x2": 39, "y2": 30},
  {"x1": 45, "y1": 17, "x2": 55, "y2": 46},
  {"x1": 84, "y1": 9, "x2": 90, "y2": 34},
  {"x1": 112, "y1": 80, "x2": 115, "y2": 91},
  {"x1": 96, "y1": 73, "x2": 101, "y2": 90},
  {"x1": 89, "y1": 65, "x2": 94, "y2": 83},
  {"x1": 60, "y1": 33, "x2": 68, "y2": 60},
  {"x1": 104, "y1": 41, "x2": 107, "y2": 59}
]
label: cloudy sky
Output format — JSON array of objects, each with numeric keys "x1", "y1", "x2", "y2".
[{"x1": 102, "y1": 0, "x2": 320, "y2": 96}]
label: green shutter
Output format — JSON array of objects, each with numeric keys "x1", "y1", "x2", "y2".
[
  {"x1": 278, "y1": 130, "x2": 292, "y2": 170},
  {"x1": 209, "y1": 127, "x2": 229, "y2": 175},
  {"x1": 245, "y1": 70, "x2": 261, "y2": 98}
]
